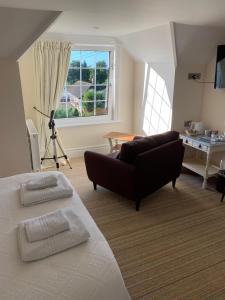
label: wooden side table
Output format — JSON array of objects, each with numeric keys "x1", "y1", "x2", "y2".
[{"x1": 103, "y1": 131, "x2": 137, "y2": 153}]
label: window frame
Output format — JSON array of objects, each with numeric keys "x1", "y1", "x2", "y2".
[{"x1": 55, "y1": 44, "x2": 118, "y2": 128}]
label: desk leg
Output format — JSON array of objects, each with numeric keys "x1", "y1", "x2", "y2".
[
  {"x1": 203, "y1": 151, "x2": 211, "y2": 189},
  {"x1": 108, "y1": 138, "x2": 113, "y2": 153}
]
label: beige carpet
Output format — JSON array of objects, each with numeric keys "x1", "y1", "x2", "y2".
[{"x1": 61, "y1": 158, "x2": 225, "y2": 300}]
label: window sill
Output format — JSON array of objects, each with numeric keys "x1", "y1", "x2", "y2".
[{"x1": 55, "y1": 119, "x2": 121, "y2": 128}]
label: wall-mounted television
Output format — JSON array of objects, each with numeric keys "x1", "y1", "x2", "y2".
[{"x1": 215, "y1": 45, "x2": 225, "y2": 89}]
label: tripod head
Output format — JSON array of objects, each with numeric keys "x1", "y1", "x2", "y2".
[
  {"x1": 48, "y1": 110, "x2": 55, "y2": 130},
  {"x1": 33, "y1": 106, "x2": 56, "y2": 136},
  {"x1": 33, "y1": 106, "x2": 55, "y2": 129}
]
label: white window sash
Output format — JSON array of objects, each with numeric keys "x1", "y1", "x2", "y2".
[{"x1": 55, "y1": 45, "x2": 117, "y2": 126}]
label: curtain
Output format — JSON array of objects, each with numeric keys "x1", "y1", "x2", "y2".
[{"x1": 33, "y1": 40, "x2": 72, "y2": 156}]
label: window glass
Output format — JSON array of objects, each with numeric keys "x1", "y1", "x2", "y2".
[{"x1": 55, "y1": 49, "x2": 111, "y2": 120}]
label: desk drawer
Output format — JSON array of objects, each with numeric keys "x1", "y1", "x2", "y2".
[
  {"x1": 182, "y1": 137, "x2": 193, "y2": 146},
  {"x1": 192, "y1": 141, "x2": 208, "y2": 152}
]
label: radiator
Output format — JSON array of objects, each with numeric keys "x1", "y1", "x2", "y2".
[{"x1": 26, "y1": 119, "x2": 41, "y2": 172}]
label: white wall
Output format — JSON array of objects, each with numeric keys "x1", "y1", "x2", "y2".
[
  {"x1": 200, "y1": 55, "x2": 225, "y2": 164},
  {"x1": 19, "y1": 48, "x2": 38, "y2": 126},
  {"x1": 120, "y1": 23, "x2": 177, "y2": 135},
  {"x1": 171, "y1": 23, "x2": 225, "y2": 132},
  {"x1": 202, "y1": 54, "x2": 225, "y2": 166},
  {"x1": 172, "y1": 54, "x2": 225, "y2": 134},
  {"x1": 133, "y1": 62, "x2": 175, "y2": 135},
  {"x1": 0, "y1": 59, "x2": 31, "y2": 177},
  {"x1": 172, "y1": 64, "x2": 206, "y2": 132},
  {"x1": 0, "y1": 7, "x2": 61, "y2": 177},
  {"x1": 133, "y1": 62, "x2": 146, "y2": 133},
  {"x1": 19, "y1": 43, "x2": 134, "y2": 155},
  {"x1": 201, "y1": 56, "x2": 225, "y2": 132}
]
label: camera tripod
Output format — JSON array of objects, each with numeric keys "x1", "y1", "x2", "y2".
[{"x1": 34, "y1": 107, "x2": 72, "y2": 170}]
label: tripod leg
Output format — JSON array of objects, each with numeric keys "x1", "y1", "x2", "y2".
[
  {"x1": 52, "y1": 138, "x2": 59, "y2": 170},
  {"x1": 56, "y1": 137, "x2": 72, "y2": 169},
  {"x1": 41, "y1": 138, "x2": 51, "y2": 164}
]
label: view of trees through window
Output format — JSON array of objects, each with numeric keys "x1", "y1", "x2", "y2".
[{"x1": 55, "y1": 50, "x2": 110, "y2": 119}]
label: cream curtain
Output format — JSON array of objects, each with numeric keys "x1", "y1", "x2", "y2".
[{"x1": 33, "y1": 40, "x2": 72, "y2": 155}]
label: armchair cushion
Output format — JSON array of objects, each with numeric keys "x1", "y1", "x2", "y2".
[{"x1": 119, "y1": 131, "x2": 179, "y2": 164}]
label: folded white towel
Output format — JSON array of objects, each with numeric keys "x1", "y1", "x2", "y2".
[
  {"x1": 18, "y1": 207, "x2": 90, "y2": 262},
  {"x1": 20, "y1": 174, "x2": 73, "y2": 206},
  {"x1": 25, "y1": 209, "x2": 69, "y2": 242},
  {"x1": 26, "y1": 174, "x2": 58, "y2": 190}
]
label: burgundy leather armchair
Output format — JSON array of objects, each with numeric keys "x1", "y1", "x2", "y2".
[{"x1": 84, "y1": 131, "x2": 184, "y2": 211}]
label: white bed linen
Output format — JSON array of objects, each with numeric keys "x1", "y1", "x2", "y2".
[{"x1": 0, "y1": 171, "x2": 131, "y2": 300}]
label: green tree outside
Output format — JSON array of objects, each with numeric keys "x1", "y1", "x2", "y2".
[
  {"x1": 68, "y1": 107, "x2": 80, "y2": 118},
  {"x1": 67, "y1": 60, "x2": 80, "y2": 85},
  {"x1": 96, "y1": 60, "x2": 108, "y2": 84}
]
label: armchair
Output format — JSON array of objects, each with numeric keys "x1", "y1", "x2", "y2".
[{"x1": 84, "y1": 131, "x2": 184, "y2": 210}]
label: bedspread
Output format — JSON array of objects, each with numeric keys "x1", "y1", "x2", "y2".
[{"x1": 0, "y1": 171, "x2": 131, "y2": 300}]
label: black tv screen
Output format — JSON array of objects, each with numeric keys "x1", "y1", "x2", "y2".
[{"x1": 215, "y1": 45, "x2": 225, "y2": 89}]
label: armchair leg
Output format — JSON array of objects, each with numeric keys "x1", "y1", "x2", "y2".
[
  {"x1": 135, "y1": 198, "x2": 141, "y2": 211},
  {"x1": 93, "y1": 182, "x2": 97, "y2": 190},
  {"x1": 221, "y1": 192, "x2": 225, "y2": 202},
  {"x1": 172, "y1": 179, "x2": 176, "y2": 189}
]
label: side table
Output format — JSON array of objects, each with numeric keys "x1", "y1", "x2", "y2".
[{"x1": 103, "y1": 131, "x2": 138, "y2": 153}]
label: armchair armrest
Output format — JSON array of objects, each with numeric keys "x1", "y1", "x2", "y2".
[{"x1": 84, "y1": 151, "x2": 135, "y2": 199}]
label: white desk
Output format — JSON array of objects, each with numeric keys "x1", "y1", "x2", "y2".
[{"x1": 180, "y1": 134, "x2": 225, "y2": 189}]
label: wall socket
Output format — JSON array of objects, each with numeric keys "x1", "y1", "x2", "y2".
[{"x1": 188, "y1": 73, "x2": 201, "y2": 80}]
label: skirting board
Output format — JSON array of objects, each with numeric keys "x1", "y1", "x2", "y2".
[{"x1": 66, "y1": 144, "x2": 109, "y2": 158}]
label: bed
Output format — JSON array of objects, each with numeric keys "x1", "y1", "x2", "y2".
[{"x1": 0, "y1": 171, "x2": 130, "y2": 300}]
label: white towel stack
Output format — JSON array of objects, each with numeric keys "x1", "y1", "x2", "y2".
[
  {"x1": 26, "y1": 174, "x2": 58, "y2": 190},
  {"x1": 25, "y1": 209, "x2": 70, "y2": 242},
  {"x1": 20, "y1": 174, "x2": 73, "y2": 206},
  {"x1": 18, "y1": 207, "x2": 90, "y2": 262}
]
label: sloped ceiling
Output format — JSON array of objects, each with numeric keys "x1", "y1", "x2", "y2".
[
  {"x1": 119, "y1": 22, "x2": 225, "y2": 65},
  {"x1": 174, "y1": 23, "x2": 225, "y2": 65},
  {"x1": 119, "y1": 24, "x2": 175, "y2": 64},
  {"x1": 2, "y1": 1, "x2": 225, "y2": 65},
  {"x1": 2, "y1": 0, "x2": 225, "y2": 36},
  {"x1": 0, "y1": 7, "x2": 60, "y2": 59}
]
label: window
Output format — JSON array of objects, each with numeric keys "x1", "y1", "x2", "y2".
[{"x1": 55, "y1": 46, "x2": 115, "y2": 126}]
